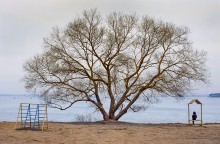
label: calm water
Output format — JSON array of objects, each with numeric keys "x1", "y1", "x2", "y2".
[{"x1": 0, "y1": 94, "x2": 219, "y2": 123}]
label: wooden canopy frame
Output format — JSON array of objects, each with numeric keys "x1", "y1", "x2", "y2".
[{"x1": 188, "y1": 99, "x2": 202, "y2": 126}]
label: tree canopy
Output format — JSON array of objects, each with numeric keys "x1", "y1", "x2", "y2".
[{"x1": 23, "y1": 9, "x2": 208, "y2": 121}]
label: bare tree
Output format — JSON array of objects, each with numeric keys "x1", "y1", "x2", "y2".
[{"x1": 23, "y1": 9, "x2": 208, "y2": 121}]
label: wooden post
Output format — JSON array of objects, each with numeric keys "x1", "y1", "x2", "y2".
[
  {"x1": 15, "y1": 103, "x2": 21, "y2": 129},
  {"x1": 188, "y1": 104, "x2": 190, "y2": 125},
  {"x1": 41, "y1": 104, "x2": 48, "y2": 131},
  {"x1": 46, "y1": 105, "x2": 48, "y2": 130},
  {"x1": 201, "y1": 104, "x2": 203, "y2": 126},
  {"x1": 20, "y1": 103, "x2": 22, "y2": 127}
]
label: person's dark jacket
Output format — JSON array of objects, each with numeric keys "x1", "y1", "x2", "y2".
[{"x1": 192, "y1": 114, "x2": 197, "y2": 120}]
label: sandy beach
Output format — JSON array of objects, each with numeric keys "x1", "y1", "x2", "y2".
[{"x1": 0, "y1": 122, "x2": 220, "y2": 144}]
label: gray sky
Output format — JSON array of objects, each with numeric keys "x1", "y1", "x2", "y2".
[{"x1": 0, "y1": 0, "x2": 220, "y2": 95}]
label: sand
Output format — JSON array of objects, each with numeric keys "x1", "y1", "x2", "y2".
[{"x1": 0, "y1": 122, "x2": 220, "y2": 144}]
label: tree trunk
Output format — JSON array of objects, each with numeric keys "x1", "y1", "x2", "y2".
[
  {"x1": 99, "y1": 107, "x2": 110, "y2": 121},
  {"x1": 115, "y1": 109, "x2": 127, "y2": 121},
  {"x1": 109, "y1": 106, "x2": 116, "y2": 120}
]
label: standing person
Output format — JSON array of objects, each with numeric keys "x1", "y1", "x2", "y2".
[{"x1": 192, "y1": 111, "x2": 197, "y2": 125}]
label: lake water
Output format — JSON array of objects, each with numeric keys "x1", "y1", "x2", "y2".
[{"x1": 0, "y1": 94, "x2": 219, "y2": 123}]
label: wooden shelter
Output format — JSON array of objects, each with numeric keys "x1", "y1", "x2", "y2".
[{"x1": 188, "y1": 99, "x2": 202, "y2": 126}]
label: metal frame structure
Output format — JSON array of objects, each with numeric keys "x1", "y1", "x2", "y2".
[
  {"x1": 15, "y1": 103, "x2": 48, "y2": 131},
  {"x1": 188, "y1": 99, "x2": 202, "y2": 126}
]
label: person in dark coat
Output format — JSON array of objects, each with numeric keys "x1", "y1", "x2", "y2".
[{"x1": 192, "y1": 111, "x2": 197, "y2": 125}]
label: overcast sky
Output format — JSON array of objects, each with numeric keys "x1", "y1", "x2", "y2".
[{"x1": 0, "y1": 0, "x2": 219, "y2": 95}]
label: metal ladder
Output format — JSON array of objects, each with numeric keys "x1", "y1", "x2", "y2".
[{"x1": 15, "y1": 103, "x2": 48, "y2": 131}]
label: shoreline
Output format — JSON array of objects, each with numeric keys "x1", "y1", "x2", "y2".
[{"x1": 2, "y1": 120, "x2": 220, "y2": 125}]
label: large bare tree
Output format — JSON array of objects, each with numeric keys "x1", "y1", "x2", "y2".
[{"x1": 23, "y1": 9, "x2": 208, "y2": 121}]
